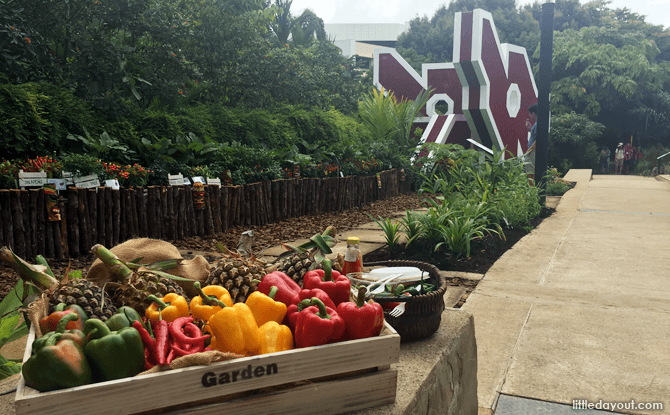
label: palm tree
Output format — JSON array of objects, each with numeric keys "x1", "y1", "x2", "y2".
[{"x1": 268, "y1": 0, "x2": 327, "y2": 47}]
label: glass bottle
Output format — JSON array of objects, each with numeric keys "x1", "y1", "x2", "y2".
[{"x1": 341, "y1": 237, "x2": 362, "y2": 276}]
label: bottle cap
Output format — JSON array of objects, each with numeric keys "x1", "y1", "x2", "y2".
[{"x1": 346, "y1": 237, "x2": 360, "y2": 244}]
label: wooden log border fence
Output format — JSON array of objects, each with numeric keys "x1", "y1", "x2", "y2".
[{"x1": 0, "y1": 169, "x2": 411, "y2": 260}]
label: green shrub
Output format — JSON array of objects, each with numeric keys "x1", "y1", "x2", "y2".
[
  {"x1": 60, "y1": 153, "x2": 104, "y2": 177},
  {"x1": 0, "y1": 82, "x2": 98, "y2": 159}
]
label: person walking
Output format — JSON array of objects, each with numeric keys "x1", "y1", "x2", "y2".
[
  {"x1": 623, "y1": 142, "x2": 634, "y2": 174},
  {"x1": 615, "y1": 143, "x2": 625, "y2": 174},
  {"x1": 525, "y1": 103, "x2": 538, "y2": 184},
  {"x1": 599, "y1": 147, "x2": 610, "y2": 174}
]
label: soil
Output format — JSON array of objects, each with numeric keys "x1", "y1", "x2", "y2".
[{"x1": 0, "y1": 193, "x2": 555, "y2": 303}]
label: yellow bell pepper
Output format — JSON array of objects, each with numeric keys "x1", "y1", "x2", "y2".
[
  {"x1": 208, "y1": 303, "x2": 260, "y2": 356},
  {"x1": 145, "y1": 293, "x2": 190, "y2": 323},
  {"x1": 245, "y1": 286, "x2": 287, "y2": 327},
  {"x1": 257, "y1": 321, "x2": 293, "y2": 355},
  {"x1": 190, "y1": 282, "x2": 233, "y2": 322}
]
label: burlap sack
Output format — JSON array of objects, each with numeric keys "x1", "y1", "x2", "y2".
[
  {"x1": 27, "y1": 294, "x2": 50, "y2": 338},
  {"x1": 87, "y1": 238, "x2": 210, "y2": 297}
]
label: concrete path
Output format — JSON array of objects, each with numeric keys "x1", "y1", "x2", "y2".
[{"x1": 465, "y1": 171, "x2": 670, "y2": 415}]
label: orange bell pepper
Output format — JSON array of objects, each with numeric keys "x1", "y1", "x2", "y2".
[
  {"x1": 257, "y1": 321, "x2": 293, "y2": 355},
  {"x1": 245, "y1": 286, "x2": 287, "y2": 327},
  {"x1": 190, "y1": 282, "x2": 233, "y2": 322},
  {"x1": 145, "y1": 293, "x2": 190, "y2": 323},
  {"x1": 208, "y1": 303, "x2": 260, "y2": 356}
]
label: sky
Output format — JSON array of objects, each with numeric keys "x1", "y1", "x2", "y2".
[{"x1": 290, "y1": 0, "x2": 670, "y2": 30}]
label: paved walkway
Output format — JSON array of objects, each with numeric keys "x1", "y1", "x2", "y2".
[{"x1": 465, "y1": 172, "x2": 670, "y2": 415}]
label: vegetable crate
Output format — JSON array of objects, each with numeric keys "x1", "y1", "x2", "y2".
[{"x1": 15, "y1": 322, "x2": 400, "y2": 415}]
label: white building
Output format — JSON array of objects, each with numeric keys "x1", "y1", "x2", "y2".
[{"x1": 325, "y1": 23, "x2": 408, "y2": 65}]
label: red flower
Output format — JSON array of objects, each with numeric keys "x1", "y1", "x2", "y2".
[{"x1": 25, "y1": 37, "x2": 31, "y2": 44}]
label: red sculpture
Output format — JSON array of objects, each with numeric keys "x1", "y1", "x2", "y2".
[{"x1": 374, "y1": 9, "x2": 538, "y2": 157}]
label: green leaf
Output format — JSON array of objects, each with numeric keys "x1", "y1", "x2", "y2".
[
  {"x1": 0, "y1": 281, "x2": 24, "y2": 319},
  {"x1": 0, "y1": 319, "x2": 27, "y2": 349},
  {"x1": 66, "y1": 270, "x2": 83, "y2": 280},
  {"x1": 310, "y1": 234, "x2": 332, "y2": 254}
]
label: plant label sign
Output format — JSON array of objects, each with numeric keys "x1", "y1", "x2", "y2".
[
  {"x1": 74, "y1": 175, "x2": 100, "y2": 189},
  {"x1": 18, "y1": 170, "x2": 47, "y2": 188},
  {"x1": 182, "y1": 177, "x2": 191, "y2": 185},
  {"x1": 105, "y1": 179, "x2": 120, "y2": 190},
  {"x1": 47, "y1": 178, "x2": 66, "y2": 191},
  {"x1": 206, "y1": 177, "x2": 221, "y2": 186},
  {"x1": 168, "y1": 174, "x2": 184, "y2": 186},
  {"x1": 61, "y1": 172, "x2": 75, "y2": 185},
  {"x1": 192, "y1": 176, "x2": 205, "y2": 184}
]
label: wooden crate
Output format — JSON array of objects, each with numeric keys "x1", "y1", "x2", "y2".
[{"x1": 15, "y1": 323, "x2": 400, "y2": 415}]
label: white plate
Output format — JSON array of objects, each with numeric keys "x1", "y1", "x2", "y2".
[{"x1": 367, "y1": 267, "x2": 427, "y2": 283}]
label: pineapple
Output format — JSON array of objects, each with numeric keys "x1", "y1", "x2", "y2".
[
  {"x1": 90, "y1": 244, "x2": 189, "y2": 315},
  {"x1": 271, "y1": 252, "x2": 315, "y2": 286},
  {"x1": 0, "y1": 247, "x2": 117, "y2": 321},
  {"x1": 205, "y1": 257, "x2": 263, "y2": 303},
  {"x1": 110, "y1": 271, "x2": 189, "y2": 315},
  {"x1": 267, "y1": 225, "x2": 341, "y2": 287},
  {"x1": 49, "y1": 279, "x2": 117, "y2": 321}
]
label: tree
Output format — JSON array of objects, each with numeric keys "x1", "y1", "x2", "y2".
[
  {"x1": 548, "y1": 112, "x2": 605, "y2": 172},
  {"x1": 268, "y1": 0, "x2": 326, "y2": 47}
]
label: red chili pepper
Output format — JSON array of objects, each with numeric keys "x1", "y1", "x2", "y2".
[
  {"x1": 169, "y1": 317, "x2": 210, "y2": 346},
  {"x1": 166, "y1": 345, "x2": 175, "y2": 365},
  {"x1": 132, "y1": 320, "x2": 157, "y2": 358},
  {"x1": 155, "y1": 319, "x2": 169, "y2": 366},
  {"x1": 144, "y1": 348, "x2": 155, "y2": 370},
  {"x1": 336, "y1": 287, "x2": 385, "y2": 340}
]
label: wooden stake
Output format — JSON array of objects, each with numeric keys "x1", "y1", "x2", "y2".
[
  {"x1": 67, "y1": 188, "x2": 79, "y2": 258},
  {"x1": 56, "y1": 196, "x2": 67, "y2": 258},
  {"x1": 105, "y1": 188, "x2": 113, "y2": 247},
  {"x1": 165, "y1": 186, "x2": 174, "y2": 240},
  {"x1": 220, "y1": 185, "x2": 229, "y2": 231},
  {"x1": 11, "y1": 190, "x2": 26, "y2": 259},
  {"x1": 176, "y1": 187, "x2": 185, "y2": 239},
  {"x1": 97, "y1": 187, "x2": 105, "y2": 245},
  {"x1": 211, "y1": 185, "x2": 221, "y2": 233},
  {"x1": 185, "y1": 185, "x2": 196, "y2": 237},
  {"x1": 33, "y1": 189, "x2": 45, "y2": 256},
  {"x1": 203, "y1": 185, "x2": 214, "y2": 235},
  {"x1": 87, "y1": 189, "x2": 97, "y2": 246},
  {"x1": 112, "y1": 189, "x2": 121, "y2": 247}
]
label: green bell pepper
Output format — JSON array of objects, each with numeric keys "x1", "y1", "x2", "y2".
[
  {"x1": 22, "y1": 320, "x2": 92, "y2": 392},
  {"x1": 105, "y1": 306, "x2": 144, "y2": 332},
  {"x1": 84, "y1": 319, "x2": 145, "y2": 383}
]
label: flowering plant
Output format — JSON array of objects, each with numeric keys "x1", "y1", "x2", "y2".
[
  {"x1": 103, "y1": 162, "x2": 151, "y2": 187},
  {"x1": 16, "y1": 156, "x2": 62, "y2": 177}
]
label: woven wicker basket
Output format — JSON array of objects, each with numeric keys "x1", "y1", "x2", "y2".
[{"x1": 364, "y1": 260, "x2": 447, "y2": 342}]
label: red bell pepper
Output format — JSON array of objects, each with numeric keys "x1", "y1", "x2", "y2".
[
  {"x1": 285, "y1": 288, "x2": 336, "y2": 329},
  {"x1": 337, "y1": 287, "x2": 385, "y2": 340},
  {"x1": 294, "y1": 298, "x2": 345, "y2": 348},
  {"x1": 39, "y1": 303, "x2": 88, "y2": 334},
  {"x1": 259, "y1": 271, "x2": 301, "y2": 306},
  {"x1": 302, "y1": 259, "x2": 350, "y2": 306}
]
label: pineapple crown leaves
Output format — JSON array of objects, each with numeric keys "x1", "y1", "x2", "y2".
[
  {"x1": 274, "y1": 226, "x2": 338, "y2": 266},
  {"x1": 136, "y1": 269, "x2": 193, "y2": 282}
]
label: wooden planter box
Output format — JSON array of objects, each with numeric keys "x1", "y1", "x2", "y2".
[{"x1": 15, "y1": 323, "x2": 400, "y2": 415}]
